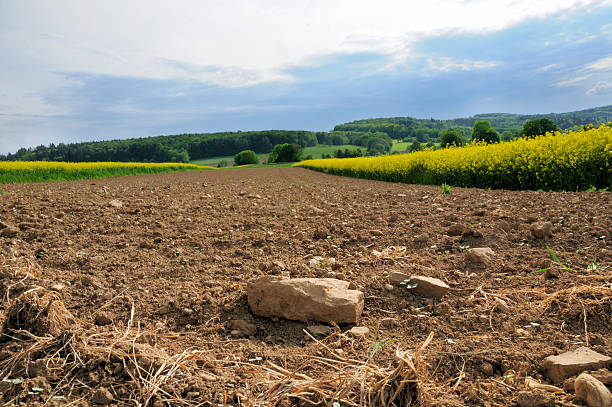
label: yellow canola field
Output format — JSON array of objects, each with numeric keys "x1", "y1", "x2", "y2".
[
  {"x1": 295, "y1": 125, "x2": 612, "y2": 191},
  {"x1": 0, "y1": 161, "x2": 213, "y2": 183}
]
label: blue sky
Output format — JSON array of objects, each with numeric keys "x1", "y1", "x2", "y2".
[{"x1": 0, "y1": 0, "x2": 611, "y2": 154}]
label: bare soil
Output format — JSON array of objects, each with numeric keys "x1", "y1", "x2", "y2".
[{"x1": 0, "y1": 168, "x2": 610, "y2": 406}]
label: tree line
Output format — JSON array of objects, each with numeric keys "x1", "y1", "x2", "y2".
[{"x1": 2, "y1": 105, "x2": 609, "y2": 163}]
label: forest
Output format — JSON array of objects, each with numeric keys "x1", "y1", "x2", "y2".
[{"x1": 1, "y1": 105, "x2": 610, "y2": 163}]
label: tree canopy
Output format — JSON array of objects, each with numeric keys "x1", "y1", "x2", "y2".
[
  {"x1": 233, "y1": 150, "x2": 259, "y2": 166},
  {"x1": 440, "y1": 129, "x2": 464, "y2": 148},
  {"x1": 521, "y1": 118, "x2": 559, "y2": 138},
  {"x1": 268, "y1": 143, "x2": 303, "y2": 163},
  {"x1": 471, "y1": 121, "x2": 500, "y2": 144}
]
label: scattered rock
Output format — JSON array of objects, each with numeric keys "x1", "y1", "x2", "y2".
[
  {"x1": 544, "y1": 268, "x2": 559, "y2": 279},
  {"x1": 389, "y1": 271, "x2": 410, "y2": 285},
  {"x1": 108, "y1": 199, "x2": 123, "y2": 208},
  {"x1": 530, "y1": 221, "x2": 553, "y2": 239},
  {"x1": 94, "y1": 311, "x2": 113, "y2": 326},
  {"x1": 306, "y1": 325, "x2": 333, "y2": 337},
  {"x1": 0, "y1": 225, "x2": 19, "y2": 237},
  {"x1": 313, "y1": 228, "x2": 328, "y2": 240},
  {"x1": 50, "y1": 283, "x2": 65, "y2": 292},
  {"x1": 349, "y1": 326, "x2": 370, "y2": 338},
  {"x1": 447, "y1": 224, "x2": 473, "y2": 236},
  {"x1": 575, "y1": 373, "x2": 612, "y2": 407},
  {"x1": 517, "y1": 390, "x2": 555, "y2": 407},
  {"x1": 466, "y1": 247, "x2": 495, "y2": 264},
  {"x1": 413, "y1": 233, "x2": 429, "y2": 244},
  {"x1": 494, "y1": 297, "x2": 509, "y2": 312},
  {"x1": 309, "y1": 256, "x2": 325, "y2": 267},
  {"x1": 92, "y1": 387, "x2": 114, "y2": 405},
  {"x1": 383, "y1": 283, "x2": 394, "y2": 291},
  {"x1": 247, "y1": 277, "x2": 364, "y2": 323},
  {"x1": 542, "y1": 347, "x2": 612, "y2": 383},
  {"x1": 480, "y1": 362, "x2": 494, "y2": 376},
  {"x1": 371, "y1": 229, "x2": 384, "y2": 236},
  {"x1": 405, "y1": 275, "x2": 449, "y2": 299},
  {"x1": 229, "y1": 319, "x2": 257, "y2": 337}
]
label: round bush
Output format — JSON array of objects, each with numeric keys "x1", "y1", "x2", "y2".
[{"x1": 233, "y1": 150, "x2": 259, "y2": 166}]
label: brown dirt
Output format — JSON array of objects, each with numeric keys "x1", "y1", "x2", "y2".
[{"x1": 0, "y1": 168, "x2": 610, "y2": 406}]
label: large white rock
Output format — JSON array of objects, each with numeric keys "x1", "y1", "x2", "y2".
[
  {"x1": 542, "y1": 347, "x2": 611, "y2": 383},
  {"x1": 247, "y1": 277, "x2": 364, "y2": 323}
]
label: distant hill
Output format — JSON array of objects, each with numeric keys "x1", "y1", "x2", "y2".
[
  {"x1": 2, "y1": 105, "x2": 610, "y2": 163},
  {"x1": 333, "y1": 105, "x2": 612, "y2": 141}
]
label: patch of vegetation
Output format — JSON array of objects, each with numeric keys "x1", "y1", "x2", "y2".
[
  {"x1": 0, "y1": 161, "x2": 213, "y2": 184},
  {"x1": 233, "y1": 150, "x2": 259, "y2": 166}
]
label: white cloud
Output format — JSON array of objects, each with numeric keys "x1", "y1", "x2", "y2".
[
  {"x1": 555, "y1": 74, "x2": 592, "y2": 87},
  {"x1": 586, "y1": 81, "x2": 612, "y2": 95},
  {"x1": 536, "y1": 64, "x2": 561, "y2": 72},
  {"x1": 0, "y1": 0, "x2": 608, "y2": 86},
  {"x1": 0, "y1": 0, "x2": 610, "y2": 134},
  {"x1": 424, "y1": 56, "x2": 500, "y2": 72},
  {"x1": 585, "y1": 56, "x2": 612, "y2": 71}
]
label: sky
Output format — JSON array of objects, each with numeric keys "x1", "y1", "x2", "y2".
[{"x1": 0, "y1": 0, "x2": 611, "y2": 154}]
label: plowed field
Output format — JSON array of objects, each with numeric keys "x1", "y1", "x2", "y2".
[{"x1": 0, "y1": 168, "x2": 610, "y2": 406}]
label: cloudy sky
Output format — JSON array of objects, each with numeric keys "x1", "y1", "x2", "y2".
[{"x1": 1, "y1": 0, "x2": 611, "y2": 154}]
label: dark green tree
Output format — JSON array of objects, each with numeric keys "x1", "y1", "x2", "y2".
[
  {"x1": 521, "y1": 118, "x2": 559, "y2": 138},
  {"x1": 233, "y1": 150, "x2": 259, "y2": 165},
  {"x1": 440, "y1": 129, "x2": 464, "y2": 148},
  {"x1": 471, "y1": 120, "x2": 500, "y2": 144},
  {"x1": 269, "y1": 143, "x2": 303, "y2": 162}
]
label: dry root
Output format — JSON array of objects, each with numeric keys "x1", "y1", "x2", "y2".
[{"x1": 255, "y1": 332, "x2": 434, "y2": 406}]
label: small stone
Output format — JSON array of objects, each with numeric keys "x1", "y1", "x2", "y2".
[
  {"x1": 406, "y1": 275, "x2": 450, "y2": 299},
  {"x1": 313, "y1": 228, "x2": 328, "y2": 240},
  {"x1": 108, "y1": 199, "x2": 123, "y2": 208},
  {"x1": 306, "y1": 325, "x2": 333, "y2": 337},
  {"x1": 50, "y1": 283, "x2": 65, "y2": 292},
  {"x1": 371, "y1": 229, "x2": 384, "y2": 236},
  {"x1": 309, "y1": 256, "x2": 325, "y2": 267},
  {"x1": 466, "y1": 247, "x2": 495, "y2": 264},
  {"x1": 182, "y1": 308, "x2": 194, "y2": 315},
  {"x1": 472, "y1": 230, "x2": 483, "y2": 238},
  {"x1": 543, "y1": 347, "x2": 612, "y2": 383},
  {"x1": 200, "y1": 372, "x2": 217, "y2": 381},
  {"x1": 94, "y1": 311, "x2": 113, "y2": 326},
  {"x1": 383, "y1": 283, "x2": 394, "y2": 291},
  {"x1": 229, "y1": 319, "x2": 257, "y2": 337},
  {"x1": 413, "y1": 233, "x2": 429, "y2": 244},
  {"x1": 349, "y1": 326, "x2": 370, "y2": 338},
  {"x1": 517, "y1": 390, "x2": 555, "y2": 407},
  {"x1": 530, "y1": 221, "x2": 553, "y2": 239},
  {"x1": 0, "y1": 225, "x2": 19, "y2": 237},
  {"x1": 494, "y1": 297, "x2": 509, "y2": 312},
  {"x1": 480, "y1": 362, "x2": 494, "y2": 376},
  {"x1": 563, "y1": 377, "x2": 575, "y2": 392},
  {"x1": 389, "y1": 271, "x2": 410, "y2": 285},
  {"x1": 575, "y1": 373, "x2": 612, "y2": 407},
  {"x1": 92, "y1": 387, "x2": 114, "y2": 405},
  {"x1": 544, "y1": 268, "x2": 559, "y2": 279}
]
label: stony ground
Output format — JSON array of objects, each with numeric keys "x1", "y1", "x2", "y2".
[{"x1": 0, "y1": 168, "x2": 610, "y2": 406}]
